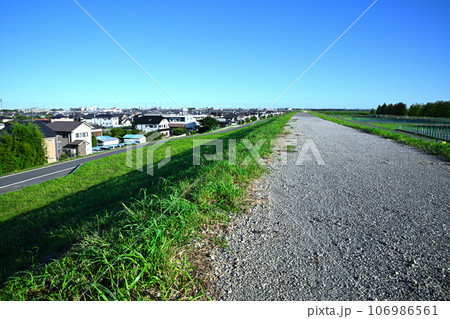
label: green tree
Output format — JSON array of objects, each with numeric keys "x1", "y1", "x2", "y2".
[
  {"x1": 250, "y1": 115, "x2": 257, "y2": 122},
  {"x1": 199, "y1": 116, "x2": 219, "y2": 132},
  {"x1": 393, "y1": 102, "x2": 407, "y2": 116},
  {"x1": 422, "y1": 102, "x2": 436, "y2": 117},
  {"x1": 11, "y1": 122, "x2": 46, "y2": 168},
  {"x1": 91, "y1": 135, "x2": 97, "y2": 147},
  {"x1": 408, "y1": 104, "x2": 423, "y2": 117},
  {"x1": 434, "y1": 101, "x2": 450, "y2": 118},
  {"x1": 0, "y1": 122, "x2": 46, "y2": 174},
  {"x1": 0, "y1": 132, "x2": 17, "y2": 174}
]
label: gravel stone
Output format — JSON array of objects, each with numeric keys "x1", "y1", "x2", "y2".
[{"x1": 212, "y1": 112, "x2": 450, "y2": 300}]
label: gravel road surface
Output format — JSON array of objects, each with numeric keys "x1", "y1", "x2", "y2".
[{"x1": 213, "y1": 112, "x2": 449, "y2": 300}]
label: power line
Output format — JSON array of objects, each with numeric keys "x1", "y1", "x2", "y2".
[
  {"x1": 72, "y1": 0, "x2": 182, "y2": 108},
  {"x1": 269, "y1": 0, "x2": 379, "y2": 108}
]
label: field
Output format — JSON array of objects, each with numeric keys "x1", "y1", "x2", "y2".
[
  {"x1": 343, "y1": 116, "x2": 450, "y2": 141},
  {"x1": 314, "y1": 109, "x2": 372, "y2": 116},
  {"x1": 0, "y1": 113, "x2": 294, "y2": 300},
  {"x1": 309, "y1": 111, "x2": 450, "y2": 161}
]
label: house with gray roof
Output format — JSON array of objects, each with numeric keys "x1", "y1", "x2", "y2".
[{"x1": 46, "y1": 121, "x2": 93, "y2": 156}]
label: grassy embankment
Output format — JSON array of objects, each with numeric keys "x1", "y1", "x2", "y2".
[
  {"x1": 309, "y1": 111, "x2": 450, "y2": 161},
  {"x1": 0, "y1": 113, "x2": 294, "y2": 300}
]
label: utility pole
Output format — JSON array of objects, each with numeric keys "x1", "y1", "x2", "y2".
[{"x1": 0, "y1": 98, "x2": 2, "y2": 116}]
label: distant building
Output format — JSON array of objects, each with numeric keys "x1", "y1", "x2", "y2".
[
  {"x1": 84, "y1": 114, "x2": 120, "y2": 127},
  {"x1": 50, "y1": 114, "x2": 74, "y2": 122},
  {"x1": 96, "y1": 136, "x2": 119, "y2": 147},
  {"x1": 134, "y1": 115, "x2": 170, "y2": 136},
  {"x1": 123, "y1": 134, "x2": 146, "y2": 144}
]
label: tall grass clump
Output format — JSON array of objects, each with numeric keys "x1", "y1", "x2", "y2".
[{"x1": 0, "y1": 113, "x2": 295, "y2": 300}]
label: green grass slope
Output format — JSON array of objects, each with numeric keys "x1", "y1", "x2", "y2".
[{"x1": 0, "y1": 113, "x2": 294, "y2": 300}]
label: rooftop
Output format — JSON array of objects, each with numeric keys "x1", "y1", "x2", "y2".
[
  {"x1": 96, "y1": 136, "x2": 119, "y2": 141},
  {"x1": 134, "y1": 115, "x2": 166, "y2": 125},
  {"x1": 123, "y1": 134, "x2": 144, "y2": 139},
  {"x1": 47, "y1": 121, "x2": 84, "y2": 132}
]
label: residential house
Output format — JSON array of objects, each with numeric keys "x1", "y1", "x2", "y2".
[
  {"x1": 35, "y1": 121, "x2": 60, "y2": 163},
  {"x1": 88, "y1": 123, "x2": 103, "y2": 137},
  {"x1": 224, "y1": 113, "x2": 239, "y2": 125},
  {"x1": 0, "y1": 116, "x2": 14, "y2": 123},
  {"x1": 164, "y1": 115, "x2": 198, "y2": 131},
  {"x1": 217, "y1": 118, "x2": 231, "y2": 128},
  {"x1": 118, "y1": 114, "x2": 132, "y2": 127},
  {"x1": 192, "y1": 114, "x2": 207, "y2": 123},
  {"x1": 47, "y1": 121, "x2": 93, "y2": 156},
  {"x1": 134, "y1": 115, "x2": 170, "y2": 136},
  {"x1": 123, "y1": 134, "x2": 146, "y2": 144},
  {"x1": 84, "y1": 114, "x2": 120, "y2": 128}
]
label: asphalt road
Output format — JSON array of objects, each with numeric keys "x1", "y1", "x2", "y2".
[{"x1": 0, "y1": 122, "x2": 255, "y2": 195}]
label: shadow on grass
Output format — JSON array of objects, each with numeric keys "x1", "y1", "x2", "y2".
[{"x1": 0, "y1": 125, "x2": 258, "y2": 284}]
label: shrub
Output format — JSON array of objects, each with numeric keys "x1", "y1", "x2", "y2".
[
  {"x1": 172, "y1": 127, "x2": 187, "y2": 136},
  {"x1": 0, "y1": 122, "x2": 46, "y2": 174}
]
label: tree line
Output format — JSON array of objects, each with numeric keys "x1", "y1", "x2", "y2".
[
  {"x1": 375, "y1": 101, "x2": 450, "y2": 118},
  {"x1": 0, "y1": 122, "x2": 47, "y2": 174}
]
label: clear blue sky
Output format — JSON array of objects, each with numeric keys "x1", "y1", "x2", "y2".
[{"x1": 1, "y1": 0, "x2": 449, "y2": 109}]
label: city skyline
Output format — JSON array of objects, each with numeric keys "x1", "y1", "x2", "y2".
[{"x1": 1, "y1": 0, "x2": 450, "y2": 109}]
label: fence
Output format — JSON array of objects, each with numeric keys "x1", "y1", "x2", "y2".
[{"x1": 397, "y1": 125, "x2": 450, "y2": 141}]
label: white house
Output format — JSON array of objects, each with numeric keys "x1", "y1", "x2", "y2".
[
  {"x1": 84, "y1": 114, "x2": 120, "y2": 128},
  {"x1": 47, "y1": 121, "x2": 93, "y2": 156},
  {"x1": 134, "y1": 115, "x2": 170, "y2": 136},
  {"x1": 123, "y1": 134, "x2": 146, "y2": 144},
  {"x1": 163, "y1": 114, "x2": 198, "y2": 131}
]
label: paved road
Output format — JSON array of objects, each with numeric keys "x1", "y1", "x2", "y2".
[
  {"x1": 213, "y1": 113, "x2": 449, "y2": 300},
  {"x1": 0, "y1": 122, "x2": 256, "y2": 194}
]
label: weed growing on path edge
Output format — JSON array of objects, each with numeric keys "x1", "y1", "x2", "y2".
[{"x1": 286, "y1": 145, "x2": 297, "y2": 153}]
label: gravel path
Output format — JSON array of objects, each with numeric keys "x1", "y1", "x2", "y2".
[{"x1": 212, "y1": 112, "x2": 449, "y2": 300}]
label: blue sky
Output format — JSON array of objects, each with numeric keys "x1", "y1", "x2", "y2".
[{"x1": 1, "y1": 0, "x2": 449, "y2": 109}]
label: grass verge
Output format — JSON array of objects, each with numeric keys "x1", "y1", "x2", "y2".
[
  {"x1": 309, "y1": 111, "x2": 450, "y2": 161},
  {"x1": 0, "y1": 112, "x2": 295, "y2": 300}
]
